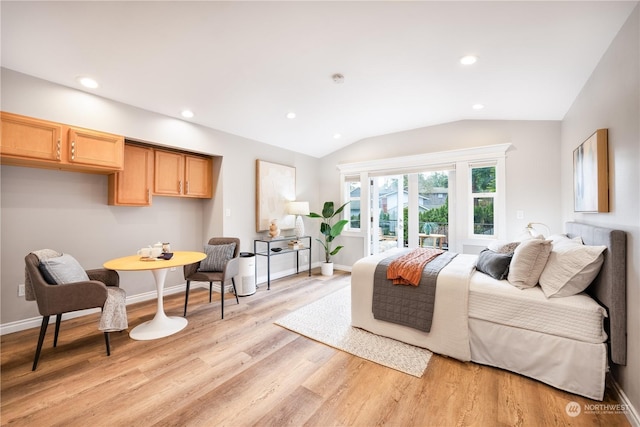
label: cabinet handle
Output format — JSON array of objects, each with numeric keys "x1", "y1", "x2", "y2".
[
  {"x1": 71, "y1": 140, "x2": 76, "y2": 160},
  {"x1": 147, "y1": 189, "x2": 150, "y2": 202},
  {"x1": 179, "y1": 180, "x2": 182, "y2": 194},
  {"x1": 56, "y1": 139, "x2": 61, "y2": 160},
  {"x1": 186, "y1": 181, "x2": 190, "y2": 194}
]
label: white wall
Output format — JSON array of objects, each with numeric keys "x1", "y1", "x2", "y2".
[
  {"x1": 560, "y1": 5, "x2": 639, "y2": 415},
  {"x1": 319, "y1": 120, "x2": 563, "y2": 266},
  {"x1": 0, "y1": 69, "x2": 320, "y2": 326}
]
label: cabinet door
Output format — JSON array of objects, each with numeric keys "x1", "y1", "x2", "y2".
[
  {"x1": 68, "y1": 127, "x2": 124, "y2": 171},
  {"x1": 184, "y1": 155, "x2": 212, "y2": 198},
  {"x1": 154, "y1": 150, "x2": 184, "y2": 196},
  {"x1": 0, "y1": 112, "x2": 62, "y2": 163},
  {"x1": 108, "y1": 144, "x2": 153, "y2": 206}
]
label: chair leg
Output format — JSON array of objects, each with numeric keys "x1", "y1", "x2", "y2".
[
  {"x1": 33, "y1": 316, "x2": 49, "y2": 371},
  {"x1": 221, "y1": 280, "x2": 225, "y2": 319},
  {"x1": 184, "y1": 280, "x2": 191, "y2": 317},
  {"x1": 209, "y1": 282, "x2": 213, "y2": 303},
  {"x1": 231, "y1": 278, "x2": 239, "y2": 304},
  {"x1": 104, "y1": 332, "x2": 111, "y2": 356},
  {"x1": 53, "y1": 314, "x2": 62, "y2": 348}
]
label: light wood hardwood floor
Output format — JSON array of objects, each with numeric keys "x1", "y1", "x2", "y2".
[{"x1": 1, "y1": 270, "x2": 630, "y2": 426}]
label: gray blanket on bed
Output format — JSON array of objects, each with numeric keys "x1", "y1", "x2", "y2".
[{"x1": 372, "y1": 250, "x2": 458, "y2": 332}]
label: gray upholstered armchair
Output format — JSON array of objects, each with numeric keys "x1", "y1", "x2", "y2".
[
  {"x1": 24, "y1": 252, "x2": 121, "y2": 370},
  {"x1": 183, "y1": 237, "x2": 240, "y2": 319}
]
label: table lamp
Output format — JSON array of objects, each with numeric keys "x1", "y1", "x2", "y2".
[{"x1": 287, "y1": 201, "x2": 310, "y2": 238}]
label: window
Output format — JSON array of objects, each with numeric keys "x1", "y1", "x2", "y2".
[
  {"x1": 344, "y1": 175, "x2": 361, "y2": 230},
  {"x1": 337, "y1": 143, "x2": 509, "y2": 253},
  {"x1": 471, "y1": 165, "x2": 496, "y2": 236}
]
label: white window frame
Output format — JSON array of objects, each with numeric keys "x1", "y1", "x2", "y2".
[
  {"x1": 337, "y1": 143, "x2": 510, "y2": 254},
  {"x1": 470, "y1": 163, "x2": 498, "y2": 238}
]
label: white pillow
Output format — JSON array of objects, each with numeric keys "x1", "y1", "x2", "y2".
[
  {"x1": 539, "y1": 239, "x2": 606, "y2": 298},
  {"x1": 38, "y1": 254, "x2": 90, "y2": 284},
  {"x1": 507, "y1": 238, "x2": 552, "y2": 289}
]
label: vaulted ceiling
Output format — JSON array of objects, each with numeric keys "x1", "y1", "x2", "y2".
[{"x1": 1, "y1": 1, "x2": 637, "y2": 157}]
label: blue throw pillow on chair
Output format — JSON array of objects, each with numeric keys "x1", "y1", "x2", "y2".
[
  {"x1": 39, "y1": 254, "x2": 90, "y2": 285},
  {"x1": 199, "y1": 243, "x2": 236, "y2": 272}
]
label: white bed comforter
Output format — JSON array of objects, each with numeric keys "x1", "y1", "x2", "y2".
[{"x1": 351, "y1": 250, "x2": 477, "y2": 361}]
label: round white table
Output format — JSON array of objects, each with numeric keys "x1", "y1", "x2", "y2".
[{"x1": 103, "y1": 251, "x2": 206, "y2": 340}]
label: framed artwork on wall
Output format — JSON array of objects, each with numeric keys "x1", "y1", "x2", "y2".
[
  {"x1": 573, "y1": 129, "x2": 609, "y2": 213},
  {"x1": 256, "y1": 160, "x2": 296, "y2": 232}
]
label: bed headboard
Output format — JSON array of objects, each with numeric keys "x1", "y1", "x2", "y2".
[{"x1": 565, "y1": 221, "x2": 627, "y2": 365}]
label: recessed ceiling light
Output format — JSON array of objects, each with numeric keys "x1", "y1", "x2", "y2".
[
  {"x1": 77, "y1": 76, "x2": 99, "y2": 89},
  {"x1": 472, "y1": 104, "x2": 485, "y2": 110},
  {"x1": 181, "y1": 110, "x2": 195, "y2": 118},
  {"x1": 460, "y1": 55, "x2": 478, "y2": 65},
  {"x1": 286, "y1": 112, "x2": 296, "y2": 119},
  {"x1": 333, "y1": 133, "x2": 342, "y2": 139}
]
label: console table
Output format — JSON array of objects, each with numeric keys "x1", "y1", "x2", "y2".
[{"x1": 254, "y1": 235, "x2": 311, "y2": 290}]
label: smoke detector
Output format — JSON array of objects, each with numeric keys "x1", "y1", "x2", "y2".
[{"x1": 332, "y1": 73, "x2": 345, "y2": 84}]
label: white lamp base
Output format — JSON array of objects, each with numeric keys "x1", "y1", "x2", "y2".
[{"x1": 294, "y1": 215, "x2": 305, "y2": 238}]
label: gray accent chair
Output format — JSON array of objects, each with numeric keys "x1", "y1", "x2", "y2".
[
  {"x1": 183, "y1": 237, "x2": 240, "y2": 319},
  {"x1": 24, "y1": 253, "x2": 120, "y2": 371}
]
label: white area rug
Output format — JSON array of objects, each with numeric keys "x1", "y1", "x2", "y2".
[{"x1": 275, "y1": 286, "x2": 432, "y2": 377}]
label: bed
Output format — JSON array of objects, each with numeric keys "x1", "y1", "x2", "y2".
[{"x1": 351, "y1": 222, "x2": 626, "y2": 400}]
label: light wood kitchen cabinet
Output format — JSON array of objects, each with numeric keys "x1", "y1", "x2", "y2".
[
  {"x1": 184, "y1": 154, "x2": 213, "y2": 198},
  {"x1": 108, "y1": 144, "x2": 154, "y2": 206},
  {"x1": 68, "y1": 126, "x2": 124, "y2": 170},
  {"x1": 154, "y1": 149, "x2": 212, "y2": 198},
  {"x1": 1, "y1": 113, "x2": 63, "y2": 164},
  {"x1": 1, "y1": 112, "x2": 124, "y2": 173}
]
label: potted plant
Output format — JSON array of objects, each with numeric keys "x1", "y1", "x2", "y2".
[{"x1": 308, "y1": 201, "x2": 350, "y2": 276}]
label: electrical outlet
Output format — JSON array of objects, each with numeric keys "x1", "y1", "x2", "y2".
[
  {"x1": 18, "y1": 284, "x2": 25, "y2": 297},
  {"x1": 170, "y1": 267, "x2": 177, "y2": 272}
]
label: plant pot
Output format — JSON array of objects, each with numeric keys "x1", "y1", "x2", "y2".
[{"x1": 321, "y1": 262, "x2": 334, "y2": 276}]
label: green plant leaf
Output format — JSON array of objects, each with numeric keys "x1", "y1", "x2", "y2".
[{"x1": 321, "y1": 201, "x2": 335, "y2": 218}]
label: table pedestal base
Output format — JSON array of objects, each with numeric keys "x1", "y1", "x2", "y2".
[
  {"x1": 129, "y1": 267, "x2": 188, "y2": 341},
  {"x1": 129, "y1": 313, "x2": 187, "y2": 340}
]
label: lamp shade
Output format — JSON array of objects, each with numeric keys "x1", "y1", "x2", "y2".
[{"x1": 287, "y1": 201, "x2": 310, "y2": 216}]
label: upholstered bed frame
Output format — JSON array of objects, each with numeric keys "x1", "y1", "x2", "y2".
[{"x1": 566, "y1": 221, "x2": 627, "y2": 365}]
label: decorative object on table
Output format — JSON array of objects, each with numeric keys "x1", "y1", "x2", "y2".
[
  {"x1": 308, "y1": 201, "x2": 350, "y2": 276},
  {"x1": 288, "y1": 240, "x2": 301, "y2": 250},
  {"x1": 271, "y1": 247, "x2": 283, "y2": 252},
  {"x1": 268, "y1": 219, "x2": 280, "y2": 238},
  {"x1": 287, "y1": 201, "x2": 310, "y2": 238},
  {"x1": 159, "y1": 252, "x2": 174, "y2": 260},
  {"x1": 256, "y1": 160, "x2": 296, "y2": 232},
  {"x1": 573, "y1": 129, "x2": 608, "y2": 213},
  {"x1": 162, "y1": 242, "x2": 171, "y2": 253},
  {"x1": 137, "y1": 245, "x2": 162, "y2": 258}
]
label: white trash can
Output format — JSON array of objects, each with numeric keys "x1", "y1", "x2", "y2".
[{"x1": 237, "y1": 252, "x2": 256, "y2": 296}]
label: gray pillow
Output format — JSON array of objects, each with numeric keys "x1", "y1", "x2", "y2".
[
  {"x1": 476, "y1": 249, "x2": 512, "y2": 280},
  {"x1": 39, "y1": 254, "x2": 90, "y2": 285},
  {"x1": 199, "y1": 243, "x2": 236, "y2": 272}
]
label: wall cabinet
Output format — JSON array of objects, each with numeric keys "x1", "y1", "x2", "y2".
[
  {"x1": 1, "y1": 112, "x2": 124, "y2": 173},
  {"x1": 108, "y1": 144, "x2": 154, "y2": 206},
  {"x1": 154, "y1": 149, "x2": 212, "y2": 198}
]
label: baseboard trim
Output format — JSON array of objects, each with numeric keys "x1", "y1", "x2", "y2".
[
  {"x1": 0, "y1": 283, "x2": 189, "y2": 336},
  {"x1": 610, "y1": 374, "x2": 640, "y2": 427}
]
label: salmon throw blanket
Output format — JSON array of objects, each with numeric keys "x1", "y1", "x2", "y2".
[{"x1": 387, "y1": 248, "x2": 444, "y2": 285}]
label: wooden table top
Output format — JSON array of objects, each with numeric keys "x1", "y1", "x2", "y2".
[{"x1": 103, "y1": 251, "x2": 206, "y2": 271}]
